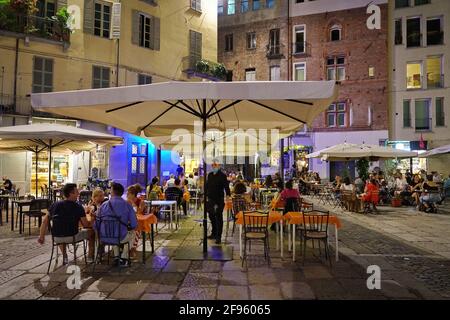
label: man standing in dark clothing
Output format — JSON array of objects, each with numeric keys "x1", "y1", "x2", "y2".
[{"x1": 205, "y1": 160, "x2": 231, "y2": 244}]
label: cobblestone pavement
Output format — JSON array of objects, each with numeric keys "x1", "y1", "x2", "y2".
[
  {"x1": 303, "y1": 195, "x2": 450, "y2": 299},
  {"x1": 0, "y1": 200, "x2": 449, "y2": 300}
]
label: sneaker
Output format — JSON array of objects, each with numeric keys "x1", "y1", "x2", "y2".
[{"x1": 119, "y1": 259, "x2": 130, "y2": 268}]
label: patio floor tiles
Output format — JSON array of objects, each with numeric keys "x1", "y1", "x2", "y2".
[
  {"x1": 141, "y1": 293, "x2": 174, "y2": 300},
  {"x1": 217, "y1": 285, "x2": 249, "y2": 300},
  {"x1": 219, "y1": 270, "x2": 248, "y2": 286},
  {"x1": 307, "y1": 279, "x2": 351, "y2": 300},
  {"x1": 181, "y1": 272, "x2": 220, "y2": 287},
  {"x1": 0, "y1": 270, "x2": 26, "y2": 286},
  {"x1": 247, "y1": 268, "x2": 278, "y2": 285},
  {"x1": 190, "y1": 260, "x2": 223, "y2": 273},
  {"x1": 108, "y1": 280, "x2": 150, "y2": 300},
  {"x1": 302, "y1": 265, "x2": 333, "y2": 279},
  {"x1": 143, "y1": 255, "x2": 170, "y2": 270},
  {"x1": 249, "y1": 285, "x2": 282, "y2": 300},
  {"x1": 162, "y1": 259, "x2": 191, "y2": 273},
  {"x1": 280, "y1": 282, "x2": 315, "y2": 300},
  {"x1": 0, "y1": 273, "x2": 46, "y2": 299},
  {"x1": 73, "y1": 291, "x2": 109, "y2": 300},
  {"x1": 8, "y1": 281, "x2": 60, "y2": 300},
  {"x1": 175, "y1": 287, "x2": 217, "y2": 300},
  {"x1": 86, "y1": 276, "x2": 126, "y2": 292},
  {"x1": 150, "y1": 272, "x2": 186, "y2": 286},
  {"x1": 39, "y1": 283, "x2": 83, "y2": 300}
]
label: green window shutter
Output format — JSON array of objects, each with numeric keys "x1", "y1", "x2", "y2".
[
  {"x1": 403, "y1": 100, "x2": 411, "y2": 127},
  {"x1": 196, "y1": 32, "x2": 202, "y2": 59},
  {"x1": 57, "y1": 0, "x2": 68, "y2": 10},
  {"x1": 84, "y1": 0, "x2": 94, "y2": 34},
  {"x1": 132, "y1": 10, "x2": 140, "y2": 46},
  {"x1": 436, "y1": 97, "x2": 445, "y2": 126},
  {"x1": 150, "y1": 16, "x2": 160, "y2": 50}
]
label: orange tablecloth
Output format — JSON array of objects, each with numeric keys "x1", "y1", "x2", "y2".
[
  {"x1": 137, "y1": 214, "x2": 158, "y2": 233},
  {"x1": 225, "y1": 200, "x2": 233, "y2": 210},
  {"x1": 270, "y1": 198, "x2": 285, "y2": 209},
  {"x1": 235, "y1": 211, "x2": 283, "y2": 225},
  {"x1": 284, "y1": 212, "x2": 342, "y2": 229}
]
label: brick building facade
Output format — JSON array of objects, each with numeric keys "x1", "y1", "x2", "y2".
[{"x1": 218, "y1": 0, "x2": 389, "y2": 179}]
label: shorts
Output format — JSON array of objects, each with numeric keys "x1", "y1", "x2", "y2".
[{"x1": 53, "y1": 229, "x2": 89, "y2": 244}]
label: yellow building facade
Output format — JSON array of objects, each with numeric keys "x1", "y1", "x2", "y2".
[{"x1": 0, "y1": 0, "x2": 218, "y2": 192}]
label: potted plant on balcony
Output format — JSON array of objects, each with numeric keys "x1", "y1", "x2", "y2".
[
  {"x1": 51, "y1": 7, "x2": 73, "y2": 43},
  {"x1": 195, "y1": 59, "x2": 210, "y2": 74},
  {"x1": 10, "y1": 0, "x2": 38, "y2": 34},
  {"x1": 212, "y1": 63, "x2": 227, "y2": 80}
]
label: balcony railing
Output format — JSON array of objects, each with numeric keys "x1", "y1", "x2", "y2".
[
  {"x1": 266, "y1": 44, "x2": 284, "y2": 59},
  {"x1": 182, "y1": 56, "x2": 227, "y2": 81},
  {"x1": 427, "y1": 74, "x2": 444, "y2": 89},
  {"x1": 415, "y1": 117, "x2": 432, "y2": 131},
  {"x1": 0, "y1": 13, "x2": 70, "y2": 45},
  {"x1": 292, "y1": 41, "x2": 311, "y2": 56}
]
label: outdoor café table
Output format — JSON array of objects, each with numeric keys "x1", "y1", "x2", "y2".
[
  {"x1": 284, "y1": 211, "x2": 342, "y2": 262},
  {"x1": 144, "y1": 200, "x2": 177, "y2": 230},
  {"x1": 12, "y1": 199, "x2": 34, "y2": 234},
  {"x1": 137, "y1": 213, "x2": 157, "y2": 264},
  {"x1": 235, "y1": 210, "x2": 284, "y2": 259}
]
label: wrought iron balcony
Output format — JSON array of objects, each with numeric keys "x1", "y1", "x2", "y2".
[
  {"x1": 292, "y1": 41, "x2": 311, "y2": 57},
  {"x1": 0, "y1": 13, "x2": 70, "y2": 46},
  {"x1": 266, "y1": 44, "x2": 285, "y2": 59},
  {"x1": 182, "y1": 56, "x2": 228, "y2": 81}
]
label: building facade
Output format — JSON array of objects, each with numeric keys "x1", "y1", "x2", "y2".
[
  {"x1": 0, "y1": 0, "x2": 218, "y2": 192},
  {"x1": 218, "y1": 0, "x2": 388, "y2": 180},
  {"x1": 389, "y1": 0, "x2": 450, "y2": 174}
]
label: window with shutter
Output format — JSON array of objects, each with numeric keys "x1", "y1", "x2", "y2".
[
  {"x1": 57, "y1": 0, "x2": 67, "y2": 10},
  {"x1": 138, "y1": 74, "x2": 152, "y2": 85},
  {"x1": 191, "y1": 0, "x2": 202, "y2": 12},
  {"x1": 93, "y1": 1, "x2": 111, "y2": 38},
  {"x1": 84, "y1": 0, "x2": 94, "y2": 34},
  {"x1": 32, "y1": 57, "x2": 53, "y2": 93},
  {"x1": 92, "y1": 66, "x2": 110, "y2": 88},
  {"x1": 189, "y1": 30, "x2": 202, "y2": 66}
]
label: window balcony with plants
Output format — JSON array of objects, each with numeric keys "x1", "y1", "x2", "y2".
[
  {"x1": 0, "y1": 0, "x2": 73, "y2": 48},
  {"x1": 182, "y1": 56, "x2": 228, "y2": 81}
]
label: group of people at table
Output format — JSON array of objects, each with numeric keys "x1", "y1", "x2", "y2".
[{"x1": 323, "y1": 170, "x2": 448, "y2": 213}]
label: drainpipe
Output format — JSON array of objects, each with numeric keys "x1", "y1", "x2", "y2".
[
  {"x1": 116, "y1": 39, "x2": 120, "y2": 86},
  {"x1": 287, "y1": 0, "x2": 291, "y2": 81},
  {"x1": 13, "y1": 38, "x2": 19, "y2": 112}
]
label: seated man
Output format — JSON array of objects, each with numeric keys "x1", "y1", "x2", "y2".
[
  {"x1": 420, "y1": 175, "x2": 441, "y2": 213},
  {"x1": 38, "y1": 183, "x2": 95, "y2": 264},
  {"x1": 95, "y1": 182, "x2": 137, "y2": 267}
]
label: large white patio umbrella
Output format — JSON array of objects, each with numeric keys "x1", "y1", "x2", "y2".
[
  {"x1": 418, "y1": 144, "x2": 450, "y2": 158},
  {"x1": 0, "y1": 123, "x2": 123, "y2": 196},
  {"x1": 31, "y1": 80, "x2": 338, "y2": 258},
  {"x1": 307, "y1": 143, "x2": 417, "y2": 161}
]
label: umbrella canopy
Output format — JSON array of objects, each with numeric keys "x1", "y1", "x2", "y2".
[
  {"x1": 31, "y1": 81, "x2": 338, "y2": 137},
  {"x1": 149, "y1": 129, "x2": 286, "y2": 159},
  {"x1": 31, "y1": 80, "x2": 338, "y2": 257},
  {"x1": 307, "y1": 143, "x2": 417, "y2": 161},
  {"x1": 0, "y1": 123, "x2": 123, "y2": 196},
  {"x1": 0, "y1": 123, "x2": 123, "y2": 151},
  {"x1": 418, "y1": 144, "x2": 450, "y2": 158}
]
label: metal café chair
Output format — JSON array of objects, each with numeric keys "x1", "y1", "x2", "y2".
[
  {"x1": 241, "y1": 211, "x2": 270, "y2": 270},
  {"x1": 300, "y1": 210, "x2": 331, "y2": 268}
]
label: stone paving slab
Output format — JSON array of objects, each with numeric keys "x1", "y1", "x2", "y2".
[
  {"x1": 249, "y1": 285, "x2": 282, "y2": 300},
  {"x1": 176, "y1": 287, "x2": 217, "y2": 300},
  {"x1": 217, "y1": 285, "x2": 249, "y2": 300},
  {"x1": 280, "y1": 282, "x2": 315, "y2": 300}
]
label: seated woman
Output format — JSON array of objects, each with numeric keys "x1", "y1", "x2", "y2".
[
  {"x1": 85, "y1": 188, "x2": 106, "y2": 218},
  {"x1": 410, "y1": 175, "x2": 423, "y2": 206},
  {"x1": 147, "y1": 176, "x2": 162, "y2": 200},
  {"x1": 360, "y1": 179, "x2": 380, "y2": 212},
  {"x1": 420, "y1": 175, "x2": 441, "y2": 213},
  {"x1": 333, "y1": 175, "x2": 342, "y2": 198},
  {"x1": 278, "y1": 180, "x2": 300, "y2": 213},
  {"x1": 340, "y1": 177, "x2": 354, "y2": 192},
  {"x1": 127, "y1": 184, "x2": 145, "y2": 258}
]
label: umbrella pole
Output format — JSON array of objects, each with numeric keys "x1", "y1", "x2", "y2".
[
  {"x1": 48, "y1": 139, "x2": 52, "y2": 189},
  {"x1": 202, "y1": 100, "x2": 208, "y2": 255},
  {"x1": 35, "y1": 146, "x2": 39, "y2": 198}
]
